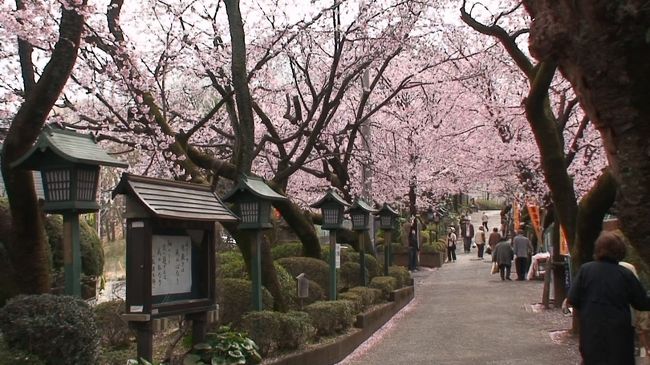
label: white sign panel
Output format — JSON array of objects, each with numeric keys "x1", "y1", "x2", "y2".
[
  {"x1": 152, "y1": 235, "x2": 192, "y2": 296},
  {"x1": 335, "y1": 243, "x2": 341, "y2": 269}
]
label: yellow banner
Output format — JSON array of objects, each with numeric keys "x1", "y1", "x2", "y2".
[
  {"x1": 526, "y1": 201, "x2": 542, "y2": 243},
  {"x1": 560, "y1": 225, "x2": 570, "y2": 256},
  {"x1": 513, "y1": 201, "x2": 520, "y2": 231}
]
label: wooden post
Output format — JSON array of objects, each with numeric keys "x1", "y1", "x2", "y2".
[
  {"x1": 384, "y1": 230, "x2": 392, "y2": 276},
  {"x1": 251, "y1": 231, "x2": 262, "y2": 310},
  {"x1": 133, "y1": 321, "x2": 153, "y2": 362},
  {"x1": 187, "y1": 312, "x2": 208, "y2": 344},
  {"x1": 63, "y1": 212, "x2": 81, "y2": 297},
  {"x1": 359, "y1": 233, "x2": 367, "y2": 286},
  {"x1": 329, "y1": 231, "x2": 337, "y2": 300}
]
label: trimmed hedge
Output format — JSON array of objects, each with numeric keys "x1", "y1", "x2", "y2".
[
  {"x1": 347, "y1": 252, "x2": 380, "y2": 279},
  {"x1": 388, "y1": 266, "x2": 410, "y2": 289},
  {"x1": 240, "y1": 310, "x2": 315, "y2": 356},
  {"x1": 45, "y1": 215, "x2": 104, "y2": 277},
  {"x1": 338, "y1": 291, "x2": 364, "y2": 313},
  {"x1": 217, "y1": 251, "x2": 247, "y2": 279},
  {"x1": 271, "y1": 242, "x2": 303, "y2": 260},
  {"x1": 347, "y1": 286, "x2": 383, "y2": 308},
  {"x1": 304, "y1": 300, "x2": 356, "y2": 337},
  {"x1": 276, "y1": 257, "x2": 329, "y2": 296},
  {"x1": 0, "y1": 294, "x2": 99, "y2": 365},
  {"x1": 339, "y1": 261, "x2": 367, "y2": 290},
  {"x1": 218, "y1": 278, "x2": 273, "y2": 326},
  {"x1": 94, "y1": 299, "x2": 132, "y2": 349},
  {"x1": 274, "y1": 263, "x2": 298, "y2": 308},
  {"x1": 369, "y1": 276, "x2": 398, "y2": 300}
]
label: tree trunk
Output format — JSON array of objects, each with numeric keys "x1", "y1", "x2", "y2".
[
  {"x1": 575, "y1": 169, "x2": 616, "y2": 266},
  {"x1": 1, "y1": 1, "x2": 87, "y2": 296},
  {"x1": 524, "y1": 0, "x2": 650, "y2": 268},
  {"x1": 272, "y1": 199, "x2": 321, "y2": 259}
]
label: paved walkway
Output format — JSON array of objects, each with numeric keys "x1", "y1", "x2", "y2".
[{"x1": 339, "y1": 211, "x2": 580, "y2": 365}]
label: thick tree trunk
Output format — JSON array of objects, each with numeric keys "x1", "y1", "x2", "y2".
[
  {"x1": 272, "y1": 199, "x2": 321, "y2": 259},
  {"x1": 524, "y1": 1, "x2": 650, "y2": 267},
  {"x1": 575, "y1": 169, "x2": 616, "y2": 266},
  {"x1": 1, "y1": 2, "x2": 87, "y2": 296}
]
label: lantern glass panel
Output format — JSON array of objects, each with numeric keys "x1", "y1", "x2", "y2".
[
  {"x1": 380, "y1": 215, "x2": 393, "y2": 229},
  {"x1": 351, "y1": 212, "x2": 367, "y2": 229},
  {"x1": 323, "y1": 206, "x2": 340, "y2": 226},
  {"x1": 240, "y1": 201, "x2": 259, "y2": 224},
  {"x1": 76, "y1": 168, "x2": 98, "y2": 201},
  {"x1": 259, "y1": 201, "x2": 271, "y2": 225},
  {"x1": 44, "y1": 169, "x2": 71, "y2": 202}
]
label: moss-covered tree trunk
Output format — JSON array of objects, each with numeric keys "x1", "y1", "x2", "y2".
[
  {"x1": 524, "y1": 0, "x2": 650, "y2": 269},
  {"x1": 1, "y1": 1, "x2": 87, "y2": 299}
]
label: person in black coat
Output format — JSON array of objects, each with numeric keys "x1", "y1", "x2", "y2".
[
  {"x1": 407, "y1": 223, "x2": 419, "y2": 271},
  {"x1": 567, "y1": 231, "x2": 650, "y2": 364}
]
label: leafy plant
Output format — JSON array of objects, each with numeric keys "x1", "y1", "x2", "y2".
[{"x1": 183, "y1": 326, "x2": 261, "y2": 365}]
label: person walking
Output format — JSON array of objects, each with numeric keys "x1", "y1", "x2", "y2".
[
  {"x1": 492, "y1": 238, "x2": 514, "y2": 281},
  {"x1": 446, "y1": 227, "x2": 457, "y2": 263},
  {"x1": 407, "y1": 223, "x2": 419, "y2": 271},
  {"x1": 460, "y1": 219, "x2": 474, "y2": 254},
  {"x1": 566, "y1": 231, "x2": 650, "y2": 365},
  {"x1": 487, "y1": 227, "x2": 501, "y2": 254},
  {"x1": 475, "y1": 226, "x2": 487, "y2": 259},
  {"x1": 512, "y1": 229, "x2": 533, "y2": 280},
  {"x1": 481, "y1": 211, "x2": 489, "y2": 230}
]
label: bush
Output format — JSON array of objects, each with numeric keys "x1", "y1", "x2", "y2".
[
  {"x1": 339, "y1": 261, "x2": 367, "y2": 290},
  {"x1": 346, "y1": 252, "x2": 380, "y2": 279},
  {"x1": 271, "y1": 242, "x2": 303, "y2": 259},
  {"x1": 338, "y1": 291, "x2": 364, "y2": 313},
  {"x1": 304, "y1": 300, "x2": 356, "y2": 337},
  {"x1": 240, "y1": 310, "x2": 315, "y2": 355},
  {"x1": 218, "y1": 278, "x2": 273, "y2": 326},
  {"x1": 320, "y1": 244, "x2": 354, "y2": 264},
  {"x1": 369, "y1": 276, "x2": 397, "y2": 300},
  {"x1": 186, "y1": 326, "x2": 261, "y2": 365},
  {"x1": 98, "y1": 347, "x2": 136, "y2": 365},
  {"x1": 347, "y1": 286, "x2": 383, "y2": 307},
  {"x1": 274, "y1": 263, "x2": 298, "y2": 308},
  {"x1": 217, "y1": 251, "x2": 246, "y2": 279},
  {"x1": 45, "y1": 215, "x2": 104, "y2": 277},
  {"x1": 0, "y1": 294, "x2": 99, "y2": 365},
  {"x1": 390, "y1": 242, "x2": 407, "y2": 254},
  {"x1": 240, "y1": 311, "x2": 282, "y2": 356},
  {"x1": 94, "y1": 299, "x2": 133, "y2": 349},
  {"x1": 276, "y1": 257, "x2": 330, "y2": 296},
  {"x1": 421, "y1": 241, "x2": 446, "y2": 254},
  {"x1": 388, "y1": 266, "x2": 410, "y2": 289},
  {"x1": 0, "y1": 337, "x2": 45, "y2": 365}
]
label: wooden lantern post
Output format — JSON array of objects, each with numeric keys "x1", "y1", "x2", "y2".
[
  {"x1": 376, "y1": 203, "x2": 399, "y2": 276},
  {"x1": 346, "y1": 199, "x2": 376, "y2": 286}
]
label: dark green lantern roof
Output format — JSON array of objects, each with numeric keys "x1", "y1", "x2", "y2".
[
  {"x1": 375, "y1": 203, "x2": 399, "y2": 217},
  {"x1": 222, "y1": 175, "x2": 287, "y2": 203},
  {"x1": 310, "y1": 188, "x2": 350, "y2": 209},
  {"x1": 346, "y1": 198, "x2": 376, "y2": 214},
  {"x1": 11, "y1": 126, "x2": 128, "y2": 170}
]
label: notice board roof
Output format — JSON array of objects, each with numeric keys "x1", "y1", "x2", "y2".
[{"x1": 112, "y1": 173, "x2": 238, "y2": 222}]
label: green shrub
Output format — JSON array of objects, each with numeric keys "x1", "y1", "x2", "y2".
[
  {"x1": 320, "y1": 244, "x2": 354, "y2": 264},
  {"x1": 45, "y1": 215, "x2": 104, "y2": 277},
  {"x1": 94, "y1": 299, "x2": 133, "y2": 349},
  {"x1": 347, "y1": 252, "x2": 380, "y2": 279},
  {"x1": 0, "y1": 337, "x2": 45, "y2": 365},
  {"x1": 240, "y1": 311, "x2": 282, "y2": 356},
  {"x1": 274, "y1": 263, "x2": 298, "y2": 308},
  {"x1": 338, "y1": 291, "x2": 363, "y2": 313},
  {"x1": 218, "y1": 278, "x2": 273, "y2": 326},
  {"x1": 347, "y1": 286, "x2": 383, "y2": 307},
  {"x1": 421, "y1": 241, "x2": 446, "y2": 254},
  {"x1": 240, "y1": 310, "x2": 315, "y2": 355},
  {"x1": 390, "y1": 242, "x2": 407, "y2": 254},
  {"x1": 304, "y1": 279, "x2": 325, "y2": 305},
  {"x1": 369, "y1": 276, "x2": 397, "y2": 300},
  {"x1": 271, "y1": 242, "x2": 303, "y2": 259},
  {"x1": 304, "y1": 300, "x2": 356, "y2": 337},
  {"x1": 0, "y1": 294, "x2": 99, "y2": 365},
  {"x1": 388, "y1": 266, "x2": 410, "y2": 289},
  {"x1": 279, "y1": 310, "x2": 316, "y2": 350},
  {"x1": 276, "y1": 257, "x2": 329, "y2": 295},
  {"x1": 98, "y1": 347, "x2": 136, "y2": 365},
  {"x1": 339, "y1": 261, "x2": 367, "y2": 290},
  {"x1": 218, "y1": 251, "x2": 246, "y2": 279}
]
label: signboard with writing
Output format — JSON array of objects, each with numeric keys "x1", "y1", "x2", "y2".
[
  {"x1": 335, "y1": 243, "x2": 341, "y2": 269},
  {"x1": 151, "y1": 235, "x2": 192, "y2": 296}
]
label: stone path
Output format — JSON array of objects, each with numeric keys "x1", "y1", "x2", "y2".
[{"x1": 338, "y1": 210, "x2": 580, "y2": 365}]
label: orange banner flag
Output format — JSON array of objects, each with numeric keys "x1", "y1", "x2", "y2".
[
  {"x1": 513, "y1": 201, "x2": 520, "y2": 231},
  {"x1": 526, "y1": 201, "x2": 542, "y2": 243},
  {"x1": 560, "y1": 225, "x2": 570, "y2": 256}
]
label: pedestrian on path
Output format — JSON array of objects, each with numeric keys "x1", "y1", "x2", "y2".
[
  {"x1": 446, "y1": 227, "x2": 457, "y2": 263},
  {"x1": 512, "y1": 229, "x2": 533, "y2": 280},
  {"x1": 487, "y1": 227, "x2": 501, "y2": 254},
  {"x1": 492, "y1": 238, "x2": 513, "y2": 281},
  {"x1": 460, "y1": 219, "x2": 474, "y2": 254},
  {"x1": 408, "y1": 223, "x2": 419, "y2": 271},
  {"x1": 475, "y1": 226, "x2": 486, "y2": 259},
  {"x1": 566, "y1": 231, "x2": 650, "y2": 365},
  {"x1": 481, "y1": 211, "x2": 489, "y2": 230}
]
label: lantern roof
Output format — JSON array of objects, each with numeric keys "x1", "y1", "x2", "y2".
[
  {"x1": 310, "y1": 188, "x2": 349, "y2": 209},
  {"x1": 112, "y1": 173, "x2": 238, "y2": 222},
  {"x1": 11, "y1": 125, "x2": 129, "y2": 170},
  {"x1": 222, "y1": 175, "x2": 287, "y2": 203},
  {"x1": 345, "y1": 198, "x2": 376, "y2": 214},
  {"x1": 376, "y1": 203, "x2": 399, "y2": 217}
]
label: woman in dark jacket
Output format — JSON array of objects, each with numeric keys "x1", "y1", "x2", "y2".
[{"x1": 567, "y1": 231, "x2": 650, "y2": 364}]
